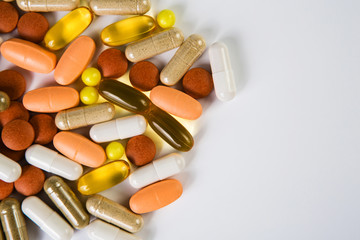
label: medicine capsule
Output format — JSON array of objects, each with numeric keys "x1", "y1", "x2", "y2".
[
  {"x1": 87, "y1": 219, "x2": 142, "y2": 240},
  {"x1": 17, "y1": 0, "x2": 79, "y2": 12},
  {"x1": 125, "y1": 28, "x2": 184, "y2": 62},
  {"x1": 0, "y1": 224, "x2": 4, "y2": 240},
  {"x1": 25, "y1": 144, "x2": 83, "y2": 181},
  {"x1": 55, "y1": 102, "x2": 115, "y2": 130},
  {"x1": 44, "y1": 7, "x2": 93, "y2": 50},
  {"x1": 0, "y1": 153, "x2": 21, "y2": 183},
  {"x1": 44, "y1": 176, "x2": 89, "y2": 229},
  {"x1": 89, "y1": 115, "x2": 147, "y2": 143},
  {"x1": 77, "y1": 160, "x2": 130, "y2": 195},
  {"x1": 129, "y1": 153, "x2": 185, "y2": 189},
  {"x1": 160, "y1": 34, "x2": 206, "y2": 86},
  {"x1": 0, "y1": 198, "x2": 28, "y2": 240},
  {"x1": 101, "y1": 15, "x2": 156, "y2": 46},
  {"x1": 90, "y1": 0, "x2": 150, "y2": 15},
  {"x1": 86, "y1": 194, "x2": 143, "y2": 233},
  {"x1": 22, "y1": 196, "x2": 73, "y2": 240},
  {"x1": 0, "y1": 91, "x2": 10, "y2": 112}
]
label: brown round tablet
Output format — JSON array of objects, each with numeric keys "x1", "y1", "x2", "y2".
[
  {"x1": 97, "y1": 48, "x2": 128, "y2": 78},
  {"x1": 17, "y1": 12, "x2": 49, "y2": 43},
  {"x1": 0, "y1": 101, "x2": 29, "y2": 127},
  {"x1": 129, "y1": 61, "x2": 159, "y2": 91},
  {"x1": 0, "y1": 1, "x2": 18, "y2": 33},
  {"x1": 2, "y1": 119, "x2": 34, "y2": 151},
  {"x1": 14, "y1": 165, "x2": 45, "y2": 196},
  {"x1": 126, "y1": 135, "x2": 156, "y2": 166},
  {"x1": 0, "y1": 180, "x2": 13, "y2": 200},
  {"x1": 182, "y1": 68, "x2": 214, "y2": 99},
  {"x1": 0, "y1": 139, "x2": 25, "y2": 162},
  {"x1": 29, "y1": 114, "x2": 57, "y2": 145},
  {"x1": 0, "y1": 70, "x2": 26, "y2": 100}
]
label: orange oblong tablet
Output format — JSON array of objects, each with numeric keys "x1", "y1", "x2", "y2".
[
  {"x1": 0, "y1": 38, "x2": 56, "y2": 73},
  {"x1": 150, "y1": 86, "x2": 202, "y2": 120},
  {"x1": 23, "y1": 87, "x2": 79, "y2": 113},
  {"x1": 54, "y1": 36, "x2": 96, "y2": 85},
  {"x1": 129, "y1": 179, "x2": 183, "y2": 214}
]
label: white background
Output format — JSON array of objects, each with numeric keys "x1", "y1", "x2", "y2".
[{"x1": 1, "y1": 0, "x2": 360, "y2": 239}]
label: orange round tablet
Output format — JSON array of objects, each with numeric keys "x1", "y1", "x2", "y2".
[
  {"x1": 0, "y1": 101, "x2": 29, "y2": 127},
  {"x1": 29, "y1": 114, "x2": 57, "y2": 145},
  {"x1": 0, "y1": 180, "x2": 13, "y2": 200},
  {"x1": 17, "y1": 12, "x2": 49, "y2": 43},
  {"x1": 0, "y1": 70, "x2": 26, "y2": 100},
  {"x1": 0, "y1": 2, "x2": 18, "y2": 33},
  {"x1": 14, "y1": 165, "x2": 45, "y2": 196},
  {"x1": 2, "y1": 119, "x2": 35, "y2": 151}
]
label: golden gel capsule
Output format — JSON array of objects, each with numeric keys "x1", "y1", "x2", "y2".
[
  {"x1": 44, "y1": 7, "x2": 93, "y2": 51},
  {"x1": 0, "y1": 223, "x2": 4, "y2": 240},
  {"x1": 44, "y1": 176, "x2": 89, "y2": 229},
  {"x1": 90, "y1": 0, "x2": 150, "y2": 15},
  {"x1": 101, "y1": 15, "x2": 156, "y2": 46},
  {"x1": 86, "y1": 195, "x2": 143, "y2": 233},
  {"x1": 125, "y1": 28, "x2": 184, "y2": 62},
  {"x1": 17, "y1": 0, "x2": 79, "y2": 12},
  {"x1": 160, "y1": 34, "x2": 206, "y2": 86},
  {"x1": 0, "y1": 198, "x2": 29, "y2": 240},
  {"x1": 77, "y1": 160, "x2": 130, "y2": 195}
]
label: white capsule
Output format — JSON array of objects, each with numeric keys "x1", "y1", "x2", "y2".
[
  {"x1": 90, "y1": 115, "x2": 147, "y2": 143},
  {"x1": 208, "y1": 42, "x2": 236, "y2": 101},
  {"x1": 129, "y1": 153, "x2": 185, "y2": 189},
  {"x1": 25, "y1": 144, "x2": 83, "y2": 181},
  {"x1": 87, "y1": 219, "x2": 141, "y2": 240},
  {"x1": 21, "y1": 196, "x2": 74, "y2": 240},
  {"x1": 0, "y1": 153, "x2": 21, "y2": 183}
]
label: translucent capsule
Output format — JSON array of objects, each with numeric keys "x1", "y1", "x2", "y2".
[
  {"x1": 44, "y1": 7, "x2": 93, "y2": 50},
  {"x1": 0, "y1": 224, "x2": 3, "y2": 240},
  {"x1": 90, "y1": 0, "x2": 150, "y2": 15},
  {"x1": 17, "y1": 0, "x2": 79, "y2": 12},
  {"x1": 0, "y1": 198, "x2": 28, "y2": 240},
  {"x1": 44, "y1": 176, "x2": 89, "y2": 229},
  {"x1": 88, "y1": 219, "x2": 142, "y2": 240},
  {"x1": 125, "y1": 28, "x2": 184, "y2": 62},
  {"x1": 0, "y1": 153, "x2": 21, "y2": 183},
  {"x1": 101, "y1": 15, "x2": 156, "y2": 46},
  {"x1": 86, "y1": 195, "x2": 143, "y2": 233},
  {"x1": 77, "y1": 160, "x2": 130, "y2": 195},
  {"x1": 160, "y1": 34, "x2": 206, "y2": 86},
  {"x1": 0, "y1": 91, "x2": 10, "y2": 112}
]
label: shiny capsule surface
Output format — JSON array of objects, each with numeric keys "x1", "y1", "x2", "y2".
[
  {"x1": 0, "y1": 198, "x2": 28, "y2": 240},
  {"x1": 0, "y1": 91, "x2": 10, "y2": 112},
  {"x1": 90, "y1": 0, "x2": 150, "y2": 15},
  {"x1": 87, "y1": 219, "x2": 142, "y2": 240},
  {"x1": 16, "y1": 0, "x2": 79, "y2": 12}
]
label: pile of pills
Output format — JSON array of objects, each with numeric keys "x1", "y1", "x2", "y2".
[{"x1": 0, "y1": 0, "x2": 236, "y2": 239}]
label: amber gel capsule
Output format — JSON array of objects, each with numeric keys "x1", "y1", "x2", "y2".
[
  {"x1": 17, "y1": 0, "x2": 79, "y2": 12},
  {"x1": 98, "y1": 79, "x2": 194, "y2": 152},
  {"x1": 90, "y1": 0, "x2": 150, "y2": 15}
]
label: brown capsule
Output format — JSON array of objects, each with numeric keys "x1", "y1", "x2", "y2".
[
  {"x1": 14, "y1": 165, "x2": 45, "y2": 196},
  {"x1": 0, "y1": 2, "x2": 18, "y2": 33},
  {"x1": 126, "y1": 135, "x2": 156, "y2": 166},
  {"x1": 0, "y1": 70, "x2": 26, "y2": 100},
  {"x1": 29, "y1": 114, "x2": 57, "y2": 145},
  {"x1": 0, "y1": 101, "x2": 29, "y2": 127},
  {"x1": 182, "y1": 67, "x2": 214, "y2": 99},
  {"x1": 97, "y1": 48, "x2": 128, "y2": 78},
  {"x1": 0, "y1": 180, "x2": 13, "y2": 200},
  {"x1": 129, "y1": 61, "x2": 159, "y2": 91},
  {"x1": 17, "y1": 12, "x2": 49, "y2": 43},
  {"x1": 1, "y1": 119, "x2": 34, "y2": 151}
]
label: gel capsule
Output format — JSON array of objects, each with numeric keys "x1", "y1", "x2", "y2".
[
  {"x1": 0, "y1": 91, "x2": 10, "y2": 112},
  {"x1": 160, "y1": 34, "x2": 206, "y2": 86},
  {"x1": 87, "y1": 220, "x2": 141, "y2": 240},
  {"x1": 44, "y1": 176, "x2": 89, "y2": 229},
  {"x1": 55, "y1": 102, "x2": 115, "y2": 130},
  {"x1": 0, "y1": 198, "x2": 28, "y2": 240},
  {"x1": 86, "y1": 195, "x2": 143, "y2": 233},
  {"x1": 101, "y1": 15, "x2": 156, "y2": 46},
  {"x1": 22, "y1": 196, "x2": 73, "y2": 240},
  {"x1": 44, "y1": 7, "x2": 93, "y2": 50},
  {"x1": 77, "y1": 160, "x2": 130, "y2": 195},
  {"x1": 0, "y1": 224, "x2": 3, "y2": 240},
  {"x1": 0, "y1": 153, "x2": 21, "y2": 183},
  {"x1": 125, "y1": 28, "x2": 184, "y2": 62},
  {"x1": 17, "y1": 0, "x2": 79, "y2": 12},
  {"x1": 90, "y1": 0, "x2": 150, "y2": 15}
]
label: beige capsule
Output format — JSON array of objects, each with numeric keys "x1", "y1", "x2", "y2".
[
  {"x1": 16, "y1": 0, "x2": 79, "y2": 12},
  {"x1": 44, "y1": 176, "x2": 89, "y2": 229},
  {"x1": 90, "y1": 0, "x2": 150, "y2": 15},
  {"x1": 125, "y1": 28, "x2": 184, "y2": 62},
  {"x1": 86, "y1": 194, "x2": 143, "y2": 233},
  {"x1": 160, "y1": 34, "x2": 206, "y2": 86},
  {"x1": 0, "y1": 223, "x2": 4, "y2": 240},
  {"x1": 55, "y1": 102, "x2": 115, "y2": 130}
]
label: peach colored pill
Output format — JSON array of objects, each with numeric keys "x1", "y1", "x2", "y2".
[
  {"x1": 53, "y1": 131, "x2": 106, "y2": 168},
  {"x1": 129, "y1": 179, "x2": 182, "y2": 214},
  {"x1": 150, "y1": 86, "x2": 202, "y2": 120},
  {"x1": 0, "y1": 38, "x2": 56, "y2": 73},
  {"x1": 54, "y1": 36, "x2": 96, "y2": 85},
  {"x1": 23, "y1": 86, "x2": 79, "y2": 113}
]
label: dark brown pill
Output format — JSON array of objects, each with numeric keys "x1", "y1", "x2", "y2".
[
  {"x1": 29, "y1": 114, "x2": 57, "y2": 145},
  {"x1": 14, "y1": 165, "x2": 45, "y2": 196},
  {"x1": 182, "y1": 67, "x2": 214, "y2": 99},
  {"x1": 0, "y1": 101, "x2": 29, "y2": 127},
  {"x1": 0, "y1": 2, "x2": 18, "y2": 33},
  {"x1": 129, "y1": 61, "x2": 159, "y2": 91},
  {"x1": 17, "y1": 12, "x2": 49, "y2": 43},
  {"x1": 1, "y1": 119, "x2": 34, "y2": 151},
  {"x1": 0, "y1": 70, "x2": 26, "y2": 100},
  {"x1": 97, "y1": 48, "x2": 128, "y2": 78},
  {"x1": 0, "y1": 180, "x2": 13, "y2": 200},
  {"x1": 0, "y1": 139, "x2": 24, "y2": 162},
  {"x1": 126, "y1": 135, "x2": 156, "y2": 166}
]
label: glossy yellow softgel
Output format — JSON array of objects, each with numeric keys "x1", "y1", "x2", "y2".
[
  {"x1": 80, "y1": 86, "x2": 99, "y2": 105},
  {"x1": 106, "y1": 142, "x2": 125, "y2": 160},
  {"x1": 157, "y1": 9, "x2": 176, "y2": 29},
  {"x1": 82, "y1": 67, "x2": 101, "y2": 86},
  {"x1": 44, "y1": 7, "x2": 93, "y2": 50}
]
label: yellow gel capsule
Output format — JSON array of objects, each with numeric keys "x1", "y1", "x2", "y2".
[
  {"x1": 157, "y1": 9, "x2": 176, "y2": 29},
  {"x1": 101, "y1": 15, "x2": 156, "y2": 46},
  {"x1": 77, "y1": 160, "x2": 130, "y2": 195},
  {"x1": 44, "y1": 7, "x2": 93, "y2": 51},
  {"x1": 80, "y1": 86, "x2": 99, "y2": 105},
  {"x1": 106, "y1": 142, "x2": 125, "y2": 160}
]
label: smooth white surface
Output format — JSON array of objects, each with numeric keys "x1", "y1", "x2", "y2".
[
  {"x1": 87, "y1": 219, "x2": 141, "y2": 240},
  {"x1": 0, "y1": 153, "x2": 21, "y2": 183}
]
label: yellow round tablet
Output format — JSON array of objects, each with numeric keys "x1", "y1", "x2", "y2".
[
  {"x1": 82, "y1": 67, "x2": 102, "y2": 87},
  {"x1": 157, "y1": 9, "x2": 176, "y2": 29},
  {"x1": 80, "y1": 86, "x2": 99, "y2": 105},
  {"x1": 106, "y1": 142, "x2": 125, "y2": 160}
]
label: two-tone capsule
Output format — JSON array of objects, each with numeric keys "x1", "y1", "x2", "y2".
[
  {"x1": 0, "y1": 153, "x2": 21, "y2": 183},
  {"x1": 17, "y1": 0, "x2": 79, "y2": 12},
  {"x1": 90, "y1": 0, "x2": 150, "y2": 15},
  {"x1": 0, "y1": 198, "x2": 28, "y2": 240},
  {"x1": 87, "y1": 219, "x2": 141, "y2": 240}
]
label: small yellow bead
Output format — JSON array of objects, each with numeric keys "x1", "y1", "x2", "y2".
[
  {"x1": 80, "y1": 86, "x2": 99, "y2": 105},
  {"x1": 106, "y1": 142, "x2": 125, "y2": 160},
  {"x1": 82, "y1": 67, "x2": 102, "y2": 86},
  {"x1": 157, "y1": 9, "x2": 176, "y2": 29}
]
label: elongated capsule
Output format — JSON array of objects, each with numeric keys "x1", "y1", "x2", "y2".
[
  {"x1": 44, "y1": 176, "x2": 89, "y2": 229},
  {"x1": 22, "y1": 196, "x2": 73, "y2": 240},
  {"x1": 0, "y1": 198, "x2": 28, "y2": 240},
  {"x1": 101, "y1": 15, "x2": 156, "y2": 46},
  {"x1": 90, "y1": 0, "x2": 150, "y2": 15},
  {"x1": 88, "y1": 220, "x2": 142, "y2": 240},
  {"x1": 16, "y1": 0, "x2": 79, "y2": 12},
  {"x1": 86, "y1": 195, "x2": 143, "y2": 233},
  {"x1": 0, "y1": 153, "x2": 21, "y2": 183},
  {"x1": 44, "y1": 7, "x2": 93, "y2": 51},
  {"x1": 125, "y1": 28, "x2": 184, "y2": 62},
  {"x1": 160, "y1": 34, "x2": 206, "y2": 86},
  {"x1": 55, "y1": 102, "x2": 115, "y2": 130},
  {"x1": 89, "y1": 115, "x2": 147, "y2": 143},
  {"x1": 77, "y1": 160, "x2": 130, "y2": 195},
  {"x1": 0, "y1": 224, "x2": 4, "y2": 240}
]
